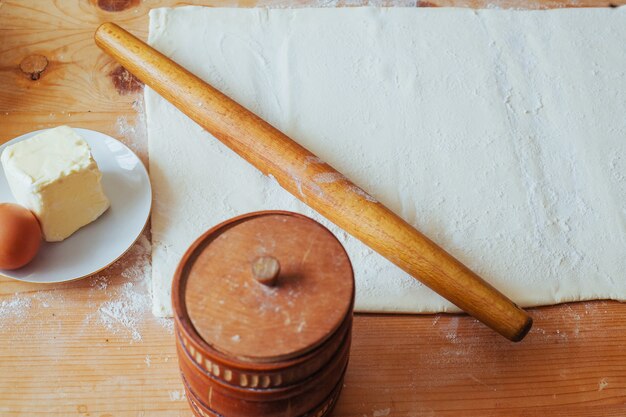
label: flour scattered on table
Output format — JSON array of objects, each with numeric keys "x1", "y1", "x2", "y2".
[
  {"x1": 98, "y1": 282, "x2": 149, "y2": 341},
  {"x1": 91, "y1": 275, "x2": 109, "y2": 291},
  {"x1": 116, "y1": 98, "x2": 147, "y2": 157},
  {"x1": 0, "y1": 295, "x2": 32, "y2": 328},
  {"x1": 444, "y1": 317, "x2": 460, "y2": 342},
  {"x1": 157, "y1": 317, "x2": 174, "y2": 334},
  {"x1": 1, "y1": 289, "x2": 72, "y2": 332},
  {"x1": 86, "y1": 234, "x2": 152, "y2": 342},
  {"x1": 168, "y1": 389, "x2": 186, "y2": 401},
  {"x1": 32, "y1": 291, "x2": 69, "y2": 311}
]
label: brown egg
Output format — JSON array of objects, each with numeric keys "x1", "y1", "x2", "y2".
[{"x1": 0, "y1": 203, "x2": 42, "y2": 270}]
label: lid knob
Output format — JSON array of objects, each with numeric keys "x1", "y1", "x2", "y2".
[{"x1": 251, "y1": 256, "x2": 281, "y2": 287}]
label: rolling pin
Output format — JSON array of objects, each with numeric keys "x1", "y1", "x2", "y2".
[{"x1": 95, "y1": 22, "x2": 533, "y2": 342}]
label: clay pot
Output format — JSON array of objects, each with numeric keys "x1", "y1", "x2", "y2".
[{"x1": 173, "y1": 211, "x2": 354, "y2": 417}]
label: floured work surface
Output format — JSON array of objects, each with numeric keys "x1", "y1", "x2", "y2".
[{"x1": 146, "y1": 6, "x2": 626, "y2": 317}]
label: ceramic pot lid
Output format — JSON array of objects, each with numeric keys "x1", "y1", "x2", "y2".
[{"x1": 182, "y1": 212, "x2": 354, "y2": 363}]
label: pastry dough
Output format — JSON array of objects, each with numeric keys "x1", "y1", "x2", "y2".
[{"x1": 146, "y1": 6, "x2": 626, "y2": 317}]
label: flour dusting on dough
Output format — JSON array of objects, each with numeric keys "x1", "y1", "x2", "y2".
[{"x1": 147, "y1": 7, "x2": 626, "y2": 317}]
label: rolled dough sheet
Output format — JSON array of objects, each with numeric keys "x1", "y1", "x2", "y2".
[{"x1": 146, "y1": 6, "x2": 626, "y2": 317}]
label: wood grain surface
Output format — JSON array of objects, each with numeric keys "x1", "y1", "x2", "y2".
[{"x1": 1, "y1": 1, "x2": 625, "y2": 416}]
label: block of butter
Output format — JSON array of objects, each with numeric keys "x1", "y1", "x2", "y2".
[{"x1": 1, "y1": 126, "x2": 110, "y2": 242}]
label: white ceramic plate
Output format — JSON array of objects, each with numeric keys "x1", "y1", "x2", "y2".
[{"x1": 0, "y1": 128, "x2": 152, "y2": 283}]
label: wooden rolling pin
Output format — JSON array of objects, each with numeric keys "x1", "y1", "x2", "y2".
[{"x1": 95, "y1": 22, "x2": 533, "y2": 342}]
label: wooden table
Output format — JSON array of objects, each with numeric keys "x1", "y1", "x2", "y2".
[{"x1": 1, "y1": 1, "x2": 625, "y2": 416}]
